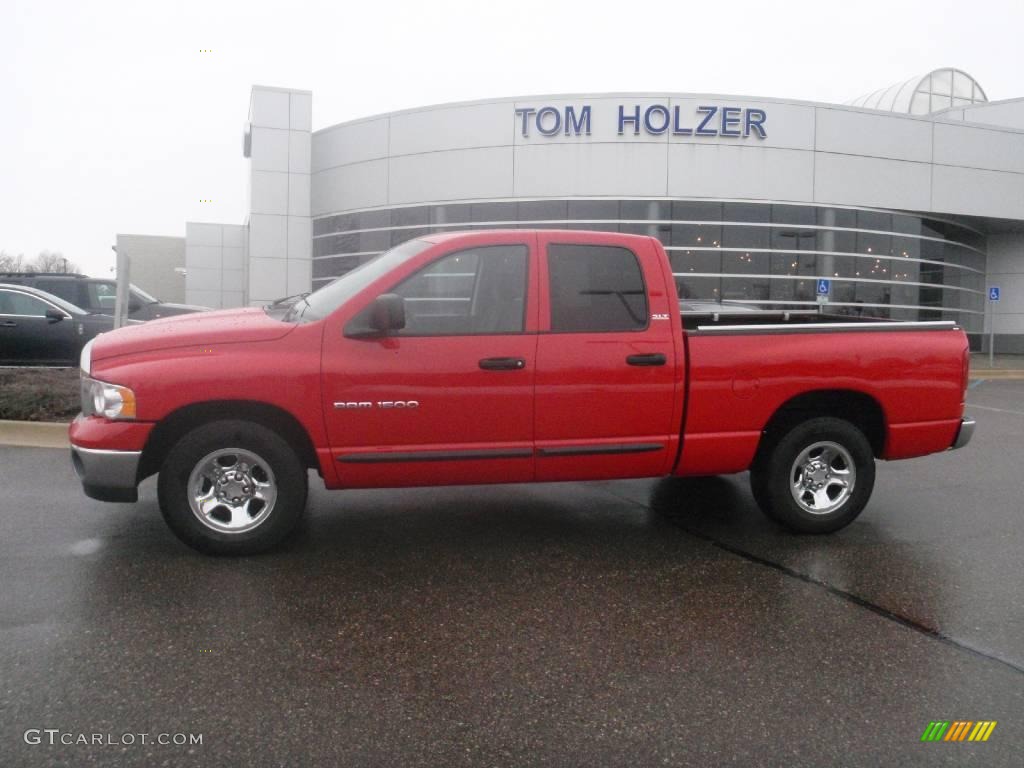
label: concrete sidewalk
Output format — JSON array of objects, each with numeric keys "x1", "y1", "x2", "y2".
[
  {"x1": 0, "y1": 419, "x2": 70, "y2": 448},
  {"x1": 971, "y1": 353, "x2": 1024, "y2": 379}
]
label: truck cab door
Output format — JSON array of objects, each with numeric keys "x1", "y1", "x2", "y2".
[
  {"x1": 534, "y1": 233, "x2": 682, "y2": 481},
  {"x1": 321, "y1": 233, "x2": 540, "y2": 488}
]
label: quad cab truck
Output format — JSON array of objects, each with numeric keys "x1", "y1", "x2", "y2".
[{"x1": 70, "y1": 230, "x2": 975, "y2": 555}]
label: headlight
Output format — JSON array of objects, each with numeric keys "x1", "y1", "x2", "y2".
[{"x1": 80, "y1": 376, "x2": 136, "y2": 420}]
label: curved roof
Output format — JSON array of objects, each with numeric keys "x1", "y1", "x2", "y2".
[{"x1": 846, "y1": 68, "x2": 987, "y2": 115}]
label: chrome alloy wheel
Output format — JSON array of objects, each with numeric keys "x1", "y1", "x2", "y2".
[
  {"x1": 187, "y1": 448, "x2": 278, "y2": 534},
  {"x1": 789, "y1": 441, "x2": 856, "y2": 515}
]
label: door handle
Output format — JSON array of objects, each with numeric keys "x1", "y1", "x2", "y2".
[
  {"x1": 626, "y1": 353, "x2": 666, "y2": 367},
  {"x1": 479, "y1": 357, "x2": 526, "y2": 371},
  {"x1": 0, "y1": 320, "x2": 16, "y2": 327}
]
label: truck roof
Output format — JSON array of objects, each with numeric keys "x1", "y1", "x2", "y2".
[{"x1": 420, "y1": 229, "x2": 654, "y2": 245}]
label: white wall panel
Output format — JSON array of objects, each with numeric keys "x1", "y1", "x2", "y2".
[
  {"x1": 311, "y1": 160, "x2": 388, "y2": 215},
  {"x1": 248, "y1": 257, "x2": 288, "y2": 302},
  {"x1": 932, "y1": 165, "x2": 1024, "y2": 219},
  {"x1": 287, "y1": 216, "x2": 312, "y2": 259},
  {"x1": 250, "y1": 171, "x2": 289, "y2": 215},
  {"x1": 390, "y1": 103, "x2": 510, "y2": 156},
  {"x1": 957, "y1": 99, "x2": 1024, "y2": 130},
  {"x1": 288, "y1": 131, "x2": 311, "y2": 174},
  {"x1": 815, "y1": 108, "x2": 932, "y2": 162},
  {"x1": 934, "y1": 123, "x2": 1024, "y2": 174},
  {"x1": 289, "y1": 92, "x2": 313, "y2": 132},
  {"x1": 250, "y1": 127, "x2": 289, "y2": 172},
  {"x1": 813, "y1": 153, "x2": 932, "y2": 210},
  {"x1": 222, "y1": 225, "x2": 246, "y2": 248},
  {"x1": 667, "y1": 144, "x2": 814, "y2": 201},
  {"x1": 286, "y1": 259, "x2": 312, "y2": 295},
  {"x1": 248, "y1": 214, "x2": 287, "y2": 260},
  {"x1": 222, "y1": 247, "x2": 244, "y2": 271},
  {"x1": 186, "y1": 266, "x2": 221, "y2": 292},
  {"x1": 184, "y1": 223, "x2": 222, "y2": 247},
  {"x1": 222, "y1": 269, "x2": 245, "y2": 292},
  {"x1": 185, "y1": 245, "x2": 222, "y2": 271},
  {"x1": 288, "y1": 174, "x2": 310, "y2": 217},
  {"x1": 250, "y1": 89, "x2": 289, "y2": 129},
  {"x1": 312, "y1": 118, "x2": 389, "y2": 171},
  {"x1": 514, "y1": 143, "x2": 666, "y2": 197},
  {"x1": 221, "y1": 290, "x2": 245, "y2": 309},
  {"x1": 987, "y1": 234, "x2": 1024, "y2": 275},
  {"x1": 389, "y1": 147, "x2": 513, "y2": 204},
  {"x1": 187, "y1": 289, "x2": 223, "y2": 310}
]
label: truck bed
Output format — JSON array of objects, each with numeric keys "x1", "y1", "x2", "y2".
[{"x1": 681, "y1": 308, "x2": 958, "y2": 335}]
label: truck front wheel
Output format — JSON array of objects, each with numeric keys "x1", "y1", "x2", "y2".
[
  {"x1": 157, "y1": 420, "x2": 308, "y2": 555},
  {"x1": 749, "y1": 417, "x2": 875, "y2": 534}
]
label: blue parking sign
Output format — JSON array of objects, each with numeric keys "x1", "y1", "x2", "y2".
[
  {"x1": 816, "y1": 279, "x2": 831, "y2": 296},
  {"x1": 989, "y1": 286, "x2": 1000, "y2": 301}
]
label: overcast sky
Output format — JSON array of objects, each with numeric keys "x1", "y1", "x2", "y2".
[{"x1": 2, "y1": 0, "x2": 1022, "y2": 280}]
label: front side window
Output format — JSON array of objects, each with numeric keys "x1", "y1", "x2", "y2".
[
  {"x1": 547, "y1": 244, "x2": 648, "y2": 332},
  {"x1": 0, "y1": 290, "x2": 51, "y2": 317},
  {"x1": 393, "y1": 245, "x2": 528, "y2": 335}
]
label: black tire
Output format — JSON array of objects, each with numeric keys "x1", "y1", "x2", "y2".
[
  {"x1": 157, "y1": 420, "x2": 307, "y2": 555},
  {"x1": 751, "y1": 417, "x2": 875, "y2": 534},
  {"x1": 748, "y1": 459, "x2": 779, "y2": 521}
]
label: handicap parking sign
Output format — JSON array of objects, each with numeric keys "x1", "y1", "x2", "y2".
[
  {"x1": 816, "y1": 279, "x2": 831, "y2": 296},
  {"x1": 989, "y1": 286, "x2": 1000, "y2": 301}
]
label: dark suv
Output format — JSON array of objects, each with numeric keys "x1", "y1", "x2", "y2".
[{"x1": 0, "y1": 273, "x2": 207, "y2": 321}]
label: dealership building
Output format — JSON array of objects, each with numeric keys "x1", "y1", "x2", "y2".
[{"x1": 124, "y1": 70, "x2": 1024, "y2": 350}]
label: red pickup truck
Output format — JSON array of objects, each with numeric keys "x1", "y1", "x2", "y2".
[{"x1": 70, "y1": 230, "x2": 974, "y2": 554}]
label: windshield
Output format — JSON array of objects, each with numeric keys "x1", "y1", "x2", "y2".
[
  {"x1": 130, "y1": 284, "x2": 158, "y2": 303},
  {"x1": 294, "y1": 239, "x2": 433, "y2": 322}
]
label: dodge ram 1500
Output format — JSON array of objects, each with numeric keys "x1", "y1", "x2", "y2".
[{"x1": 70, "y1": 230, "x2": 974, "y2": 554}]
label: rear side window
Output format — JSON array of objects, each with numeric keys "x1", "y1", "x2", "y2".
[
  {"x1": 36, "y1": 278, "x2": 78, "y2": 304},
  {"x1": 87, "y1": 281, "x2": 117, "y2": 310},
  {"x1": 547, "y1": 244, "x2": 648, "y2": 332}
]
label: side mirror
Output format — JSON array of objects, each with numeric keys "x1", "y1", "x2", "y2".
[
  {"x1": 128, "y1": 299, "x2": 142, "y2": 312},
  {"x1": 369, "y1": 293, "x2": 406, "y2": 333},
  {"x1": 45, "y1": 308, "x2": 65, "y2": 324}
]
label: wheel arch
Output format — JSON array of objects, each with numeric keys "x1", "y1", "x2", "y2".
[
  {"x1": 756, "y1": 389, "x2": 887, "y2": 460},
  {"x1": 138, "y1": 401, "x2": 318, "y2": 481}
]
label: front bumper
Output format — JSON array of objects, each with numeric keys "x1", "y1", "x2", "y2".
[
  {"x1": 950, "y1": 417, "x2": 976, "y2": 451},
  {"x1": 70, "y1": 445, "x2": 141, "y2": 502}
]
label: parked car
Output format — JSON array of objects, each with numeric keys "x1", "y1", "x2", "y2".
[
  {"x1": 69, "y1": 230, "x2": 973, "y2": 555},
  {"x1": 0, "y1": 283, "x2": 130, "y2": 366},
  {"x1": 0, "y1": 272, "x2": 207, "y2": 321}
]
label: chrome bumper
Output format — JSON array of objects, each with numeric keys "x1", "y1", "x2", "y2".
[
  {"x1": 950, "y1": 417, "x2": 976, "y2": 451},
  {"x1": 70, "y1": 445, "x2": 141, "y2": 502}
]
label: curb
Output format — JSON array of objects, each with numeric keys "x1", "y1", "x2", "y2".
[
  {"x1": 970, "y1": 371, "x2": 1024, "y2": 380},
  {"x1": 0, "y1": 420, "x2": 70, "y2": 449}
]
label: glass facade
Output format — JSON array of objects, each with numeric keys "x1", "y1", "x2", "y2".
[{"x1": 312, "y1": 200, "x2": 986, "y2": 332}]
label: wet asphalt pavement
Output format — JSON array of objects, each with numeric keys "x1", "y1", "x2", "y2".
[{"x1": 1, "y1": 381, "x2": 1022, "y2": 767}]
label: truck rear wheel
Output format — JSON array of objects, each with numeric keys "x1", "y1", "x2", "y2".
[
  {"x1": 157, "y1": 420, "x2": 307, "y2": 555},
  {"x1": 749, "y1": 417, "x2": 875, "y2": 534}
]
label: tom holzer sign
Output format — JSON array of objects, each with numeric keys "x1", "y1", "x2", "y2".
[{"x1": 514, "y1": 104, "x2": 768, "y2": 139}]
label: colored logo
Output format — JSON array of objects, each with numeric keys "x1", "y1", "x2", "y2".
[{"x1": 920, "y1": 721, "x2": 997, "y2": 742}]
